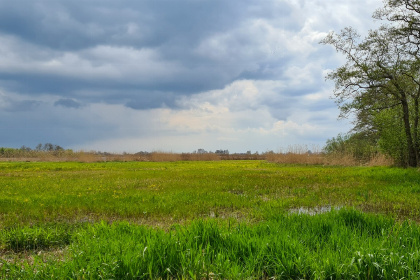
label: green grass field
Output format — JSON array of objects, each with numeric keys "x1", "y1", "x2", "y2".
[{"x1": 1, "y1": 160, "x2": 420, "y2": 279}]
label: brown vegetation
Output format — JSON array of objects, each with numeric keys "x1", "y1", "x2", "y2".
[
  {"x1": 266, "y1": 145, "x2": 393, "y2": 166},
  {"x1": 0, "y1": 146, "x2": 393, "y2": 166}
]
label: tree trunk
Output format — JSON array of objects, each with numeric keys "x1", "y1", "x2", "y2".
[
  {"x1": 414, "y1": 92, "x2": 420, "y2": 165},
  {"x1": 401, "y1": 96, "x2": 418, "y2": 167}
]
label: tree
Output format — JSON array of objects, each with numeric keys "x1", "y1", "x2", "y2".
[
  {"x1": 43, "y1": 143, "x2": 54, "y2": 151},
  {"x1": 323, "y1": 132, "x2": 379, "y2": 162},
  {"x1": 374, "y1": 0, "x2": 420, "y2": 53},
  {"x1": 20, "y1": 145, "x2": 32, "y2": 152},
  {"x1": 321, "y1": 18, "x2": 420, "y2": 166},
  {"x1": 35, "y1": 143, "x2": 64, "y2": 152},
  {"x1": 373, "y1": 106, "x2": 408, "y2": 165}
]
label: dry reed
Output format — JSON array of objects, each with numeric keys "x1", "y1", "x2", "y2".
[{"x1": 0, "y1": 145, "x2": 394, "y2": 166}]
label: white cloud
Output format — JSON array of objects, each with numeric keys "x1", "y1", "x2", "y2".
[{"x1": 75, "y1": 79, "x2": 348, "y2": 153}]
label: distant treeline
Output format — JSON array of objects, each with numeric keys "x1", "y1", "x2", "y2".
[{"x1": 0, "y1": 143, "x2": 71, "y2": 158}]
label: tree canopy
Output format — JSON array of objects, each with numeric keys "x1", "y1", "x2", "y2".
[{"x1": 321, "y1": 0, "x2": 420, "y2": 167}]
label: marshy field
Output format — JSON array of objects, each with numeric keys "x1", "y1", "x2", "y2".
[{"x1": 1, "y1": 160, "x2": 420, "y2": 279}]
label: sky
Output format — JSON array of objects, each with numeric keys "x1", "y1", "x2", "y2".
[{"x1": 0, "y1": 0, "x2": 383, "y2": 153}]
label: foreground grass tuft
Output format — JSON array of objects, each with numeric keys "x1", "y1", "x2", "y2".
[
  {"x1": 1, "y1": 224, "x2": 75, "y2": 252},
  {"x1": 2, "y1": 209, "x2": 420, "y2": 279}
]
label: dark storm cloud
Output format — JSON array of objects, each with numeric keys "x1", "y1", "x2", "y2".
[
  {"x1": 0, "y1": 0, "x2": 296, "y2": 109},
  {"x1": 0, "y1": 0, "x2": 289, "y2": 50}
]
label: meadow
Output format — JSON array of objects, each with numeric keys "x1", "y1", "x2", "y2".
[{"x1": 1, "y1": 160, "x2": 420, "y2": 279}]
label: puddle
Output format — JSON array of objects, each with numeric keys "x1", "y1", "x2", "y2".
[{"x1": 288, "y1": 205, "x2": 342, "y2": 216}]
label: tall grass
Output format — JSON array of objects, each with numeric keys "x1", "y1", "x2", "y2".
[
  {"x1": 2, "y1": 209, "x2": 420, "y2": 279},
  {"x1": 0, "y1": 144, "x2": 395, "y2": 166},
  {"x1": 1, "y1": 225, "x2": 73, "y2": 252},
  {"x1": 265, "y1": 145, "x2": 393, "y2": 166},
  {"x1": 0, "y1": 149, "x2": 258, "y2": 163},
  {"x1": 265, "y1": 145, "x2": 324, "y2": 165}
]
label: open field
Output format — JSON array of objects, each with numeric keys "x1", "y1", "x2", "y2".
[{"x1": 1, "y1": 160, "x2": 420, "y2": 279}]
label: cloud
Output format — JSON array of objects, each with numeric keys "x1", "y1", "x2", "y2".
[
  {"x1": 0, "y1": 34, "x2": 179, "y2": 82},
  {"x1": 0, "y1": 77, "x2": 350, "y2": 152},
  {"x1": 0, "y1": 0, "x2": 381, "y2": 151},
  {"x1": 0, "y1": 91, "x2": 42, "y2": 112},
  {"x1": 3, "y1": 99, "x2": 41, "y2": 112},
  {"x1": 54, "y1": 98, "x2": 82, "y2": 108}
]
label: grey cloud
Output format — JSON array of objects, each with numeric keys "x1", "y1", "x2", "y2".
[
  {"x1": 0, "y1": 0, "x2": 309, "y2": 109},
  {"x1": 54, "y1": 98, "x2": 82, "y2": 108},
  {"x1": 0, "y1": 0, "x2": 382, "y2": 152},
  {"x1": 0, "y1": 0, "x2": 262, "y2": 50},
  {"x1": 0, "y1": 73, "x2": 93, "y2": 95},
  {"x1": 125, "y1": 91, "x2": 177, "y2": 109},
  {"x1": 0, "y1": 101, "x2": 120, "y2": 149},
  {"x1": 1, "y1": 98, "x2": 41, "y2": 112}
]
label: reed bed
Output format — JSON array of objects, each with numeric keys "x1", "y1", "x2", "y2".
[{"x1": 1, "y1": 148, "x2": 393, "y2": 167}]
